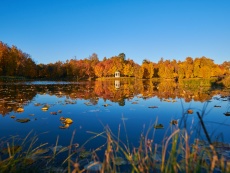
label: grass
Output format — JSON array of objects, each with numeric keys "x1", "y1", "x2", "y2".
[{"x1": 1, "y1": 112, "x2": 230, "y2": 173}]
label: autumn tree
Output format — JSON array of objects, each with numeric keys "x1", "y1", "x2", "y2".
[
  {"x1": 141, "y1": 59, "x2": 154, "y2": 79},
  {"x1": 184, "y1": 57, "x2": 194, "y2": 78},
  {"x1": 158, "y1": 59, "x2": 174, "y2": 79},
  {"x1": 123, "y1": 59, "x2": 135, "y2": 77},
  {"x1": 94, "y1": 62, "x2": 105, "y2": 77}
]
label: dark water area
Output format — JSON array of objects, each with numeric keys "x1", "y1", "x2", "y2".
[{"x1": 0, "y1": 79, "x2": 230, "y2": 170}]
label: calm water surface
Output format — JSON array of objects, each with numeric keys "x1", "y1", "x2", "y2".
[{"x1": 0, "y1": 80, "x2": 230, "y2": 156}]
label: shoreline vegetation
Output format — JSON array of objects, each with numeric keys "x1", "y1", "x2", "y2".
[{"x1": 0, "y1": 41, "x2": 230, "y2": 87}]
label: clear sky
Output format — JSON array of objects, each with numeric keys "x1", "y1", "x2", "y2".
[{"x1": 0, "y1": 0, "x2": 229, "y2": 65}]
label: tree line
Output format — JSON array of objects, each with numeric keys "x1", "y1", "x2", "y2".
[{"x1": 1, "y1": 41, "x2": 230, "y2": 80}]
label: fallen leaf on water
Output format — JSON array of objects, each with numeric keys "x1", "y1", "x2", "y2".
[
  {"x1": 59, "y1": 124, "x2": 70, "y2": 129},
  {"x1": 16, "y1": 107, "x2": 24, "y2": 112},
  {"x1": 16, "y1": 118, "x2": 30, "y2": 123},
  {"x1": 41, "y1": 106, "x2": 49, "y2": 111},
  {"x1": 60, "y1": 117, "x2": 73, "y2": 124},
  {"x1": 50, "y1": 112, "x2": 57, "y2": 115},
  {"x1": 154, "y1": 124, "x2": 164, "y2": 129},
  {"x1": 65, "y1": 118, "x2": 73, "y2": 124},
  {"x1": 148, "y1": 106, "x2": 158, "y2": 108},
  {"x1": 187, "y1": 109, "x2": 193, "y2": 114}
]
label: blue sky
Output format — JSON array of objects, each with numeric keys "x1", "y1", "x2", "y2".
[{"x1": 0, "y1": 0, "x2": 229, "y2": 65}]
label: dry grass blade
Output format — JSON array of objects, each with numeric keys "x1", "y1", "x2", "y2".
[{"x1": 161, "y1": 129, "x2": 180, "y2": 172}]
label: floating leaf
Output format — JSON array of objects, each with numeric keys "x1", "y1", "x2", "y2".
[
  {"x1": 148, "y1": 106, "x2": 158, "y2": 108},
  {"x1": 187, "y1": 109, "x2": 193, "y2": 114},
  {"x1": 10, "y1": 115, "x2": 16, "y2": 119},
  {"x1": 224, "y1": 112, "x2": 230, "y2": 116},
  {"x1": 50, "y1": 112, "x2": 57, "y2": 115},
  {"x1": 214, "y1": 105, "x2": 221, "y2": 108},
  {"x1": 16, "y1": 107, "x2": 24, "y2": 112},
  {"x1": 41, "y1": 106, "x2": 49, "y2": 111},
  {"x1": 59, "y1": 124, "x2": 70, "y2": 129},
  {"x1": 16, "y1": 118, "x2": 30, "y2": 123},
  {"x1": 60, "y1": 117, "x2": 73, "y2": 124},
  {"x1": 154, "y1": 124, "x2": 164, "y2": 129},
  {"x1": 64, "y1": 118, "x2": 73, "y2": 124}
]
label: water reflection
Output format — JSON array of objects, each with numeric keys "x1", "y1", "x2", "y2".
[
  {"x1": 0, "y1": 79, "x2": 229, "y2": 116},
  {"x1": 0, "y1": 79, "x2": 229, "y2": 172}
]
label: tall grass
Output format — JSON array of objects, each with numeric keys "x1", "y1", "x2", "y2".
[{"x1": 1, "y1": 113, "x2": 230, "y2": 172}]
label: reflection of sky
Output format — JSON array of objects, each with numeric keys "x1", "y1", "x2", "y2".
[{"x1": 0, "y1": 93, "x2": 230, "y2": 150}]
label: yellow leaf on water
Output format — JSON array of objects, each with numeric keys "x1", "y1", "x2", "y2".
[
  {"x1": 64, "y1": 118, "x2": 73, "y2": 124},
  {"x1": 16, "y1": 107, "x2": 24, "y2": 112}
]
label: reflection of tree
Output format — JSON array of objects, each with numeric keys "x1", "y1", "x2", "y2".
[
  {"x1": 0, "y1": 85, "x2": 37, "y2": 116},
  {"x1": 0, "y1": 79, "x2": 228, "y2": 115}
]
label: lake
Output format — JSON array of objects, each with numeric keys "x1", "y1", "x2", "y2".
[{"x1": 0, "y1": 79, "x2": 230, "y2": 171}]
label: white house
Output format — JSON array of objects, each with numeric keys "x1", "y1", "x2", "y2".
[{"x1": 115, "y1": 71, "x2": 120, "y2": 78}]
